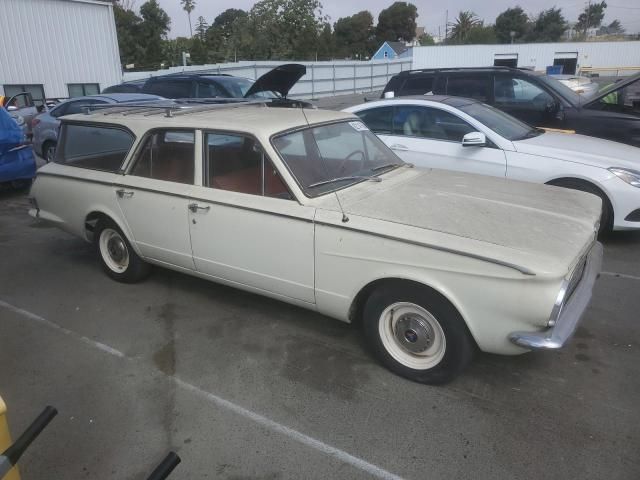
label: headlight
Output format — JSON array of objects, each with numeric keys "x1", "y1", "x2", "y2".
[{"x1": 609, "y1": 167, "x2": 640, "y2": 188}]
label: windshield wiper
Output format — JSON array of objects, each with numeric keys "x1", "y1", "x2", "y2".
[
  {"x1": 308, "y1": 175, "x2": 382, "y2": 188},
  {"x1": 371, "y1": 163, "x2": 402, "y2": 172}
]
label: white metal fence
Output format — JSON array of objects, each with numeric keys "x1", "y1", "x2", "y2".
[{"x1": 122, "y1": 59, "x2": 412, "y2": 98}]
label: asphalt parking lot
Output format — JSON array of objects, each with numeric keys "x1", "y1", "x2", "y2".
[{"x1": 1, "y1": 94, "x2": 640, "y2": 480}]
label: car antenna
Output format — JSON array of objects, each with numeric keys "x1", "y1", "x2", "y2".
[{"x1": 301, "y1": 107, "x2": 349, "y2": 223}]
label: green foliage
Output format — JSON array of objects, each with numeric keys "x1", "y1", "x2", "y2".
[
  {"x1": 598, "y1": 19, "x2": 625, "y2": 35},
  {"x1": 376, "y1": 2, "x2": 418, "y2": 43},
  {"x1": 195, "y1": 16, "x2": 208, "y2": 41},
  {"x1": 494, "y1": 6, "x2": 528, "y2": 43},
  {"x1": 113, "y1": 4, "x2": 145, "y2": 66},
  {"x1": 334, "y1": 11, "x2": 375, "y2": 59},
  {"x1": 139, "y1": 0, "x2": 171, "y2": 67},
  {"x1": 180, "y1": 0, "x2": 196, "y2": 36},
  {"x1": 447, "y1": 11, "x2": 481, "y2": 43},
  {"x1": 526, "y1": 7, "x2": 567, "y2": 42},
  {"x1": 464, "y1": 25, "x2": 497, "y2": 44},
  {"x1": 418, "y1": 33, "x2": 435, "y2": 46},
  {"x1": 576, "y1": 1, "x2": 607, "y2": 34}
]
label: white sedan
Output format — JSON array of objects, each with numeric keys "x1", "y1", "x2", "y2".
[{"x1": 344, "y1": 97, "x2": 640, "y2": 232}]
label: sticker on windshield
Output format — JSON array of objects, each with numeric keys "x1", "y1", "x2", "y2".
[{"x1": 349, "y1": 121, "x2": 369, "y2": 132}]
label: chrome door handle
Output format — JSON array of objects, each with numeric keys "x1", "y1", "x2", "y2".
[
  {"x1": 116, "y1": 189, "x2": 134, "y2": 198},
  {"x1": 188, "y1": 203, "x2": 211, "y2": 213},
  {"x1": 390, "y1": 144, "x2": 409, "y2": 151}
]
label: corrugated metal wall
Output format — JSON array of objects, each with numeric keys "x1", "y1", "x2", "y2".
[
  {"x1": 123, "y1": 59, "x2": 413, "y2": 98},
  {"x1": 412, "y1": 41, "x2": 640, "y2": 74},
  {"x1": 0, "y1": 0, "x2": 122, "y2": 98}
]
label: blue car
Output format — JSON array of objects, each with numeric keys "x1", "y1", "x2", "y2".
[{"x1": 0, "y1": 107, "x2": 36, "y2": 188}]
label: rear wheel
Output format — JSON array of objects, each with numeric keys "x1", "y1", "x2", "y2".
[
  {"x1": 95, "y1": 218, "x2": 150, "y2": 283},
  {"x1": 42, "y1": 141, "x2": 56, "y2": 163},
  {"x1": 363, "y1": 283, "x2": 474, "y2": 385}
]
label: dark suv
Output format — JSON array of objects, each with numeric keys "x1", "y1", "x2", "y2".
[
  {"x1": 103, "y1": 64, "x2": 307, "y2": 101},
  {"x1": 382, "y1": 67, "x2": 640, "y2": 147}
]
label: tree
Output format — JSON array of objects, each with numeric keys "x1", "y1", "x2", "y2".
[
  {"x1": 195, "y1": 16, "x2": 208, "y2": 41},
  {"x1": 465, "y1": 25, "x2": 497, "y2": 44},
  {"x1": 418, "y1": 33, "x2": 435, "y2": 45},
  {"x1": 576, "y1": 1, "x2": 607, "y2": 35},
  {"x1": 526, "y1": 7, "x2": 567, "y2": 42},
  {"x1": 599, "y1": 19, "x2": 625, "y2": 35},
  {"x1": 316, "y1": 23, "x2": 335, "y2": 60},
  {"x1": 113, "y1": 3, "x2": 145, "y2": 67},
  {"x1": 205, "y1": 9, "x2": 248, "y2": 62},
  {"x1": 180, "y1": 0, "x2": 196, "y2": 37},
  {"x1": 334, "y1": 11, "x2": 375, "y2": 59},
  {"x1": 494, "y1": 6, "x2": 528, "y2": 43},
  {"x1": 448, "y1": 11, "x2": 481, "y2": 43},
  {"x1": 376, "y1": 2, "x2": 418, "y2": 43},
  {"x1": 240, "y1": 0, "x2": 328, "y2": 60},
  {"x1": 139, "y1": 0, "x2": 171, "y2": 67}
]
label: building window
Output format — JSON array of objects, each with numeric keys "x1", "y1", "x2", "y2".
[
  {"x1": 3, "y1": 84, "x2": 45, "y2": 107},
  {"x1": 384, "y1": 51, "x2": 389, "y2": 59},
  {"x1": 68, "y1": 83, "x2": 100, "y2": 98}
]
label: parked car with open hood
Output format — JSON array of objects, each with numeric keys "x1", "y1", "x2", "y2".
[
  {"x1": 345, "y1": 96, "x2": 640, "y2": 233},
  {"x1": 28, "y1": 99, "x2": 602, "y2": 384},
  {"x1": 32, "y1": 93, "x2": 165, "y2": 162},
  {"x1": 103, "y1": 64, "x2": 306, "y2": 100},
  {"x1": 381, "y1": 67, "x2": 640, "y2": 147}
]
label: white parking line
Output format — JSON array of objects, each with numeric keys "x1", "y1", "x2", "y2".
[
  {"x1": 601, "y1": 271, "x2": 640, "y2": 281},
  {"x1": 0, "y1": 299, "x2": 405, "y2": 480}
]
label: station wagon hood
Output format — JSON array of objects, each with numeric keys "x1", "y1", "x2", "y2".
[
  {"x1": 244, "y1": 64, "x2": 306, "y2": 98},
  {"x1": 336, "y1": 169, "x2": 600, "y2": 276},
  {"x1": 514, "y1": 131, "x2": 640, "y2": 170}
]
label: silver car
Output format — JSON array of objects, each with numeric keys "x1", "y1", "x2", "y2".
[
  {"x1": 550, "y1": 75, "x2": 600, "y2": 98},
  {"x1": 32, "y1": 93, "x2": 164, "y2": 161}
]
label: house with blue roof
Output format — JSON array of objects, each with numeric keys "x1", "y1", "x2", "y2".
[{"x1": 372, "y1": 41, "x2": 412, "y2": 61}]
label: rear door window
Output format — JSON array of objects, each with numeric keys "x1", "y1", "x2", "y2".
[
  {"x1": 400, "y1": 76, "x2": 435, "y2": 95},
  {"x1": 355, "y1": 107, "x2": 393, "y2": 134},
  {"x1": 130, "y1": 130, "x2": 195, "y2": 184},
  {"x1": 446, "y1": 75, "x2": 491, "y2": 101},
  {"x1": 392, "y1": 105, "x2": 475, "y2": 141},
  {"x1": 56, "y1": 124, "x2": 134, "y2": 172},
  {"x1": 144, "y1": 79, "x2": 193, "y2": 98}
]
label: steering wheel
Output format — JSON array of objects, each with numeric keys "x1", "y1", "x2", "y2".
[{"x1": 337, "y1": 150, "x2": 365, "y2": 175}]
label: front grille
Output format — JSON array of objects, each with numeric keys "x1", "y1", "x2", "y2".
[{"x1": 566, "y1": 257, "x2": 587, "y2": 301}]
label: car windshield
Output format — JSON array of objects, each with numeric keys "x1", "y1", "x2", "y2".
[
  {"x1": 459, "y1": 102, "x2": 543, "y2": 141},
  {"x1": 213, "y1": 77, "x2": 279, "y2": 99},
  {"x1": 537, "y1": 75, "x2": 582, "y2": 105},
  {"x1": 272, "y1": 120, "x2": 404, "y2": 197}
]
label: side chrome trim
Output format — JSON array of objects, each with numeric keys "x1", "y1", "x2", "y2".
[
  {"x1": 36, "y1": 171, "x2": 313, "y2": 224},
  {"x1": 315, "y1": 220, "x2": 536, "y2": 276},
  {"x1": 509, "y1": 242, "x2": 603, "y2": 349}
]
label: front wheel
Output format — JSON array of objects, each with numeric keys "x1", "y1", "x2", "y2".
[
  {"x1": 95, "y1": 219, "x2": 150, "y2": 283},
  {"x1": 363, "y1": 284, "x2": 474, "y2": 385}
]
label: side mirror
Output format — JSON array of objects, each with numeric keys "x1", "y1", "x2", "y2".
[
  {"x1": 7, "y1": 105, "x2": 18, "y2": 112},
  {"x1": 462, "y1": 132, "x2": 486, "y2": 147}
]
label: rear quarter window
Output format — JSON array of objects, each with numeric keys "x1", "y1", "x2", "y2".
[{"x1": 55, "y1": 123, "x2": 134, "y2": 172}]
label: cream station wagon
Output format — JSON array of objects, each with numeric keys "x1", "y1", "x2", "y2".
[{"x1": 28, "y1": 100, "x2": 603, "y2": 384}]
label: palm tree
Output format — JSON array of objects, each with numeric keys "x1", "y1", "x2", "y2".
[
  {"x1": 449, "y1": 11, "x2": 481, "y2": 43},
  {"x1": 180, "y1": 0, "x2": 196, "y2": 37}
]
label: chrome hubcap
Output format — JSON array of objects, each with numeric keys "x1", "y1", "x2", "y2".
[
  {"x1": 107, "y1": 236, "x2": 127, "y2": 265},
  {"x1": 395, "y1": 314, "x2": 434, "y2": 354}
]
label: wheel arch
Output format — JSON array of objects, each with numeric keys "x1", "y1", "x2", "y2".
[
  {"x1": 544, "y1": 176, "x2": 614, "y2": 223},
  {"x1": 348, "y1": 277, "x2": 479, "y2": 348},
  {"x1": 84, "y1": 209, "x2": 143, "y2": 257}
]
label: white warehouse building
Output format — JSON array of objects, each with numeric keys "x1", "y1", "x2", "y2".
[
  {"x1": 412, "y1": 41, "x2": 640, "y2": 76},
  {"x1": 0, "y1": 0, "x2": 122, "y2": 104}
]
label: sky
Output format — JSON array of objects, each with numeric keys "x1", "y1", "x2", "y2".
[{"x1": 155, "y1": 0, "x2": 640, "y2": 39}]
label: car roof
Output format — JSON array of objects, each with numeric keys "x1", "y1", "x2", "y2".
[
  {"x1": 57, "y1": 93, "x2": 163, "y2": 105},
  {"x1": 396, "y1": 66, "x2": 530, "y2": 76},
  {"x1": 63, "y1": 104, "x2": 355, "y2": 138},
  {"x1": 362, "y1": 95, "x2": 481, "y2": 108}
]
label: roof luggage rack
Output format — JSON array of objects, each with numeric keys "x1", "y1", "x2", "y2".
[{"x1": 82, "y1": 97, "x2": 313, "y2": 117}]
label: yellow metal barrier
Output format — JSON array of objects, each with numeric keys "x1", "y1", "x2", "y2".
[{"x1": 0, "y1": 396, "x2": 20, "y2": 480}]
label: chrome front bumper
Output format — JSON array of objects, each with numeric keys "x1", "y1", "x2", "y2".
[{"x1": 509, "y1": 242, "x2": 603, "y2": 350}]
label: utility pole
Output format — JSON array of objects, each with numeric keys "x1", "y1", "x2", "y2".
[{"x1": 445, "y1": 10, "x2": 448, "y2": 40}]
